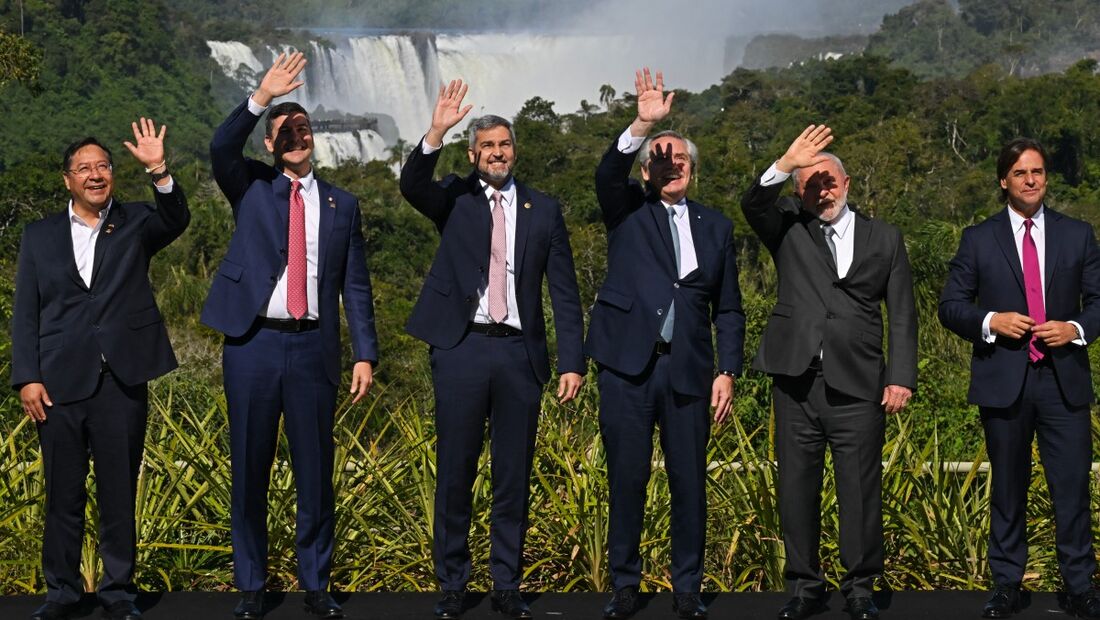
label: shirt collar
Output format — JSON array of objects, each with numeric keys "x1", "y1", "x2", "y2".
[
  {"x1": 480, "y1": 178, "x2": 516, "y2": 205},
  {"x1": 285, "y1": 170, "x2": 316, "y2": 194},
  {"x1": 68, "y1": 198, "x2": 113, "y2": 230},
  {"x1": 826, "y1": 205, "x2": 854, "y2": 239},
  {"x1": 662, "y1": 197, "x2": 688, "y2": 218},
  {"x1": 1007, "y1": 203, "x2": 1045, "y2": 233}
]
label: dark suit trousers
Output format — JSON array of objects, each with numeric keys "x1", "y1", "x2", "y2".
[
  {"x1": 431, "y1": 332, "x2": 542, "y2": 591},
  {"x1": 598, "y1": 352, "x2": 710, "y2": 594},
  {"x1": 981, "y1": 361, "x2": 1095, "y2": 594},
  {"x1": 774, "y1": 368, "x2": 884, "y2": 600},
  {"x1": 38, "y1": 370, "x2": 148, "y2": 605},
  {"x1": 224, "y1": 323, "x2": 337, "y2": 592}
]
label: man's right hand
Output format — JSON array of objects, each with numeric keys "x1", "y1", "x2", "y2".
[
  {"x1": 777, "y1": 124, "x2": 834, "y2": 174},
  {"x1": 989, "y1": 311, "x2": 1036, "y2": 339},
  {"x1": 426, "y1": 79, "x2": 473, "y2": 149},
  {"x1": 629, "y1": 67, "x2": 674, "y2": 137},
  {"x1": 253, "y1": 51, "x2": 307, "y2": 107},
  {"x1": 20, "y1": 383, "x2": 52, "y2": 422}
]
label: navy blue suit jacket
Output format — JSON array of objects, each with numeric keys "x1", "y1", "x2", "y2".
[
  {"x1": 399, "y1": 140, "x2": 585, "y2": 384},
  {"x1": 939, "y1": 206, "x2": 1100, "y2": 408},
  {"x1": 586, "y1": 140, "x2": 745, "y2": 398},
  {"x1": 11, "y1": 185, "x2": 190, "y2": 403},
  {"x1": 201, "y1": 99, "x2": 378, "y2": 385}
]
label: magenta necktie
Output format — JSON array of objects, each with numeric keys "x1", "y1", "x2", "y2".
[
  {"x1": 1022, "y1": 219, "x2": 1045, "y2": 362},
  {"x1": 287, "y1": 180, "x2": 308, "y2": 320},
  {"x1": 488, "y1": 191, "x2": 508, "y2": 323}
]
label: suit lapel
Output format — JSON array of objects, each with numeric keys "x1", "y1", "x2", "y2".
[
  {"x1": 513, "y1": 183, "x2": 533, "y2": 278},
  {"x1": 992, "y1": 210, "x2": 1025, "y2": 294},
  {"x1": 801, "y1": 211, "x2": 838, "y2": 274},
  {"x1": 272, "y1": 173, "x2": 291, "y2": 233},
  {"x1": 316, "y1": 179, "x2": 337, "y2": 282},
  {"x1": 54, "y1": 212, "x2": 87, "y2": 290},
  {"x1": 89, "y1": 204, "x2": 124, "y2": 289},
  {"x1": 845, "y1": 212, "x2": 873, "y2": 278},
  {"x1": 1043, "y1": 208, "x2": 1060, "y2": 295},
  {"x1": 649, "y1": 201, "x2": 678, "y2": 277}
]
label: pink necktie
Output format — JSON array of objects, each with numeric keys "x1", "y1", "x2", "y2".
[
  {"x1": 1022, "y1": 219, "x2": 1045, "y2": 362},
  {"x1": 488, "y1": 191, "x2": 508, "y2": 323},
  {"x1": 287, "y1": 180, "x2": 308, "y2": 320}
]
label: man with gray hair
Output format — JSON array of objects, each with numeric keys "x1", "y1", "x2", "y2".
[
  {"x1": 588, "y1": 68, "x2": 745, "y2": 620},
  {"x1": 740, "y1": 125, "x2": 917, "y2": 620},
  {"x1": 399, "y1": 79, "x2": 585, "y2": 620}
]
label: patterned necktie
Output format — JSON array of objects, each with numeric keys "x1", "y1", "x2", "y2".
[
  {"x1": 822, "y1": 223, "x2": 838, "y2": 272},
  {"x1": 488, "y1": 191, "x2": 508, "y2": 323},
  {"x1": 287, "y1": 179, "x2": 308, "y2": 319},
  {"x1": 660, "y1": 206, "x2": 680, "y2": 342},
  {"x1": 1022, "y1": 219, "x2": 1046, "y2": 362}
]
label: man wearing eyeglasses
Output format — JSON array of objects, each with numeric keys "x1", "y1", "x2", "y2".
[{"x1": 11, "y1": 119, "x2": 190, "y2": 620}]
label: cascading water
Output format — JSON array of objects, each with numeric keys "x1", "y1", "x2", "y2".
[{"x1": 207, "y1": 31, "x2": 728, "y2": 167}]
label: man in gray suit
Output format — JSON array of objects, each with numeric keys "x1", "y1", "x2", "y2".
[{"x1": 740, "y1": 125, "x2": 917, "y2": 620}]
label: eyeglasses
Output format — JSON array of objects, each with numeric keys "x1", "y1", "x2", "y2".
[{"x1": 66, "y1": 162, "x2": 113, "y2": 178}]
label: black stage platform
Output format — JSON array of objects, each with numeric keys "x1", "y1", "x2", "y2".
[{"x1": 0, "y1": 591, "x2": 1084, "y2": 619}]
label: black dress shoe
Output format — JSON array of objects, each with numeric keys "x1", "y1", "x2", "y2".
[
  {"x1": 234, "y1": 590, "x2": 265, "y2": 620},
  {"x1": 673, "y1": 592, "x2": 707, "y2": 619},
  {"x1": 102, "y1": 600, "x2": 142, "y2": 620},
  {"x1": 490, "y1": 590, "x2": 532, "y2": 619},
  {"x1": 304, "y1": 591, "x2": 344, "y2": 619},
  {"x1": 603, "y1": 586, "x2": 639, "y2": 619},
  {"x1": 982, "y1": 584, "x2": 1021, "y2": 618},
  {"x1": 1066, "y1": 588, "x2": 1100, "y2": 619},
  {"x1": 845, "y1": 596, "x2": 879, "y2": 620},
  {"x1": 777, "y1": 596, "x2": 824, "y2": 620},
  {"x1": 434, "y1": 590, "x2": 465, "y2": 619},
  {"x1": 30, "y1": 602, "x2": 77, "y2": 620}
]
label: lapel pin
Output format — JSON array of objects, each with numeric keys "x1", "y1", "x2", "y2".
[
  {"x1": 327, "y1": 196, "x2": 336, "y2": 208},
  {"x1": 523, "y1": 202, "x2": 532, "y2": 210},
  {"x1": 104, "y1": 224, "x2": 116, "y2": 235}
]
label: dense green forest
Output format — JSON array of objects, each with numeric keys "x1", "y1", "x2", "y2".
[{"x1": 1, "y1": 0, "x2": 1099, "y2": 595}]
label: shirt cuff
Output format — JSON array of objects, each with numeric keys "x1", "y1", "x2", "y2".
[
  {"x1": 760, "y1": 161, "x2": 791, "y2": 187},
  {"x1": 1068, "y1": 320, "x2": 1087, "y2": 346},
  {"x1": 154, "y1": 178, "x2": 175, "y2": 193},
  {"x1": 421, "y1": 135, "x2": 442, "y2": 154},
  {"x1": 246, "y1": 95, "x2": 268, "y2": 117},
  {"x1": 616, "y1": 127, "x2": 646, "y2": 154},
  {"x1": 981, "y1": 312, "x2": 997, "y2": 343}
]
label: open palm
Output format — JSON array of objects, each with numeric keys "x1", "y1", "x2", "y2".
[
  {"x1": 635, "y1": 67, "x2": 674, "y2": 123},
  {"x1": 123, "y1": 117, "x2": 166, "y2": 168}
]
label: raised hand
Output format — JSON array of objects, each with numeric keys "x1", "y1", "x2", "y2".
[
  {"x1": 254, "y1": 51, "x2": 307, "y2": 106},
  {"x1": 635, "y1": 67, "x2": 674, "y2": 124},
  {"x1": 426, "y1": 79, "x2": 473, "y2": 147},
  {"x1": 777, "y1": 124, "x2": 834, "y2": 173},
  {"x1": 123, "y1": 117, "x2": 167, "y2": 169},
  {"x1": 644, "y1": 142, "x2": 681, "y2": 194}
]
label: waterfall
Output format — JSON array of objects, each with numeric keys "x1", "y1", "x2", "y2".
[{"x1": 208, "y1": 32, "x2": 728, "y2": 166}]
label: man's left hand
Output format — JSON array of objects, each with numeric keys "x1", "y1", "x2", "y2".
[
  {"x1": 881, "y1": 384, "x2": 912, "y2": 414},
  {"x1": 711, "y1": 374, "x2": 734, "y2": 424},
  {"x1": 1033, "y1": 320, "x2": 1079, "y2": 347},
  {"x1": 349, "y1": 361, "x2": 373, "y2": 404},
  {"x1": 123, "y1": 117, "x2": 167, "y2": 169},
  {"x1": 557, "y1": 372, "x2": 584, "y2": 403}
]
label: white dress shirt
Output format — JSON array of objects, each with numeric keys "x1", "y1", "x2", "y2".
[
  {"x1": 420, "y1": 138, "x2": 522, "y2": 329},
  {"x1": 981, "y1": 205, "x2": 1085, "y2": 344},
  {"x1": 248, "y1": 96, "x2": 321, "y2": 320}
]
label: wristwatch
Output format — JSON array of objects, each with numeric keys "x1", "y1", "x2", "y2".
[
  {"x1": 718, "y1": 370, "x2": 736, "y2": 378},
  {"x1": 149, "y1": 168, "x2": 171, "y2": 183}
]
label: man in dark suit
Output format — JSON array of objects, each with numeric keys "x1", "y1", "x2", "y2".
[
  {"x1": 12, "y1": 119, "x2": 189, "y2": 620},
  {"x1": 939, "y1": 138, "x2": 1100, "y2": 619},
  {"x1": 588, "y1": 68, "x2": 745, "y2": 620},
  {"x1": 741, "y1": 125, "x2": 917, "y2": 620},
  {"x1": 399, "y1": 79, "x2": 585, "y2": 620},
  {"x1": 201, "y1": 52, "x2": 378, "y2": 620}
]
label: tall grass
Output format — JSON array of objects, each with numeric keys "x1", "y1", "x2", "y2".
[{"x1": 0, "y1": 365, "x2": 1097, "y2": 594}]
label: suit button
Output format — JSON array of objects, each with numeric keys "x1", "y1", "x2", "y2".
[
  {"x1": 673, "y1": 283, "x2": 680, "y2": 289},
  {"x1": 478, "y1": 266, "x2": 485, "y2": 273},
  {"x1": 465, "y1": 296, "x2": 473, "y2": 303},
  {"x1": 832, "y1": 282, "x2": 840, "y2": 288},
  {"x1": 270, "y1": 276, "x2": 277, "y2": 282},
  {"x1": 657, "y1": 309, "x2": 663, "y2": 316},
  {"x1": 826, "y1": 312, "x2": 836, "y2": 319},
  {"x1": 279, "y1": 248, "x2": 287, "y2": 255},
  {"x1": 92, "y1": 324, "x2": 99, "y2": 330},
  {"x1": 88, "y1": 294, "x2": 96, "y2": 300}
]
